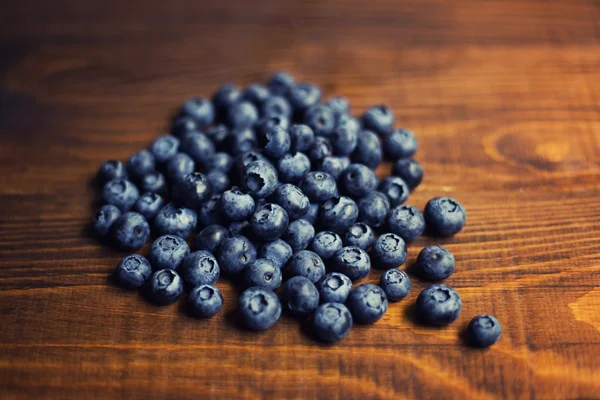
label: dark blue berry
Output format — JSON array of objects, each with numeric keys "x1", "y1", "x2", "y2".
[
  {"x1": 150, "y1": 135, "x2": 180, "y2": 163},
  {"x1": 218, "y1": 235, "x2": 256, "y2": 276},
  {"x1": 179, "y1": 97, "x2": 215, "y2": 127},
  {"x1": 188, "y1": 285, "x2": 223, "y2": 318},
  {"x1": 337, "y1": 114, "x2": 361, "y2": 134},
  {"x1": 102, "y1": 179, "x2": 139, "y2": 212},
  {"x1": 304, "y1": 104, "x2": 336, "y2": 137},
  {"x1": 352, "y1": 130, "x2": 382, "y2": 169},
  {"x1": 319, "y1": 196, "x2": 359, "y2": 232},
  {"x1": 198, "y1": 194, "x2": 225, "y2": 228},
  {"x1": 114, "y1": 254, "x2": 152, "y2": 289},
  {"x1": 347, "y1": 283, "x2": 388, "y2": 324},
  {"x1": 362, "y1": 105, "x2": 394, "y2": 135},
  {"x1": 243, "y1": 83, "x2": 271, "y2": 107},
  {"x1": 317, "y1": 156, "x2": 350, "y2": 180},
  {"x1": 310, "y1": 231, "x2": 343, "y2": 260},
  {"x1": 228, "y1": 220, "x2": 253, "y2": 237},
  {"x1": 238, "y1": 286, "x2": 281, "y2": 330},
  {"x1": 97, "y1": 160, "x2": 127, "y2": 186},
  {"x1": 384, "y1": 128, "x2": 418, "y2": 160},
  {"x1": 148, "y1": 269, "x2": 184, "y2": 305},
  {"x1": 205, "y1": 124, "x2": 230, "y2": 150},
  {"x1": 258, "y1": 239, "x2": 293, "y2": 269},
  {"x1": 416, "y1": 284, "x2": 462, "y2": 326},
  {"x1": 261, "y1": 95, "x2": 292, "y2": 120},
  {"x1": 139, "y1": 171, "x2": 168, "y2": 195},
  {"x1": 220, "y1": 187, "x2": 255, "y2": 221},
  {"x1": 287, "y1": 83, "x2": 322, "y2": 119},
  {"x1": 387, "y1": 205, "x2": 425, "y2": 243},
  {"x1": 330, "y1": 123, "x2": 358, "y2": 155},
  {"x1": 243, "y1": 160, "x2": 279, "y2": 198},
  {"x1": 210, "y1": 152, "x2": 234, "y2": 173},
  {"x1": 154, "y1": 203, "x2": 197, "y2": 239},
  {"x1": 180, "y1": 132, "x2": 215, "y2": 170},
  {"x1": 148, "y1": 234, "x2": 190, "y2": 271},
  {"x1": 415, "y1": 245, "x2": 455, "y2": 281},
  {"x1": 301, "y1": 171, "x2": 337, "y2": 203},
  {"x1": 282, "y1": 219, "x2": 315, "y2": 252},
  {"x1": 379, "y1": 176, "x2": 409, "y2": 207},
  {"x1": 257, "y1": 115, "x2": 290, "y2": 136},
  {"x1": 250, "y1": 203, "x2": 289, "y2": 241},
  {"x1": 245, "y1": 258, "x2": 282, "y2": 290},
  {"x1": 127, "y1": 150, "x2": 156, "y2": 181},
  {"x1": 286, "y1": 250, "x2": 326, "y2": 283},
  {"x1": 342, "y1": 222, "x2": 374, "y2": 250},
  {"x1": 277, "y1": 152, "x2": 311, "y2": 184},
  {"x1": 206, "y1": 170, "x2": 230, "y2": 193},
  {"x1": 339, "y1": 163, "x2": 377, "y2": 199},
  {"x1": 134, "y1": 192, "x2": 164, "y2": 220},
  {"x1": 379, "y1": 269, "x2": 411, "y2": 302},
  {"x1": 424, "y1": 196, "x2": 466, "y2": 237},
  {"x1": 172, "y1": 115, "x2": 201, "y2": 139},
  {"x1": 111, "y1": 212, "x2": 150, "y2": 251},
  {"x1": 282, "y1": 276, "x2": 320, "y2": 316},
  {"x1": 371, "y1": 233, "x2": 407, "y2": 270},
  {"x1": 357, "y1": 191, "x2": 390, "y2": 228},
  {"x1": 92, "y1": 204, "x2": 121, "y2": 237},
  {"x1": 330, "y1": 246, "x2": 371, "y2": 282},
  {"x1": 166, "y1": 153, "x2": 195, "y2": 182},
  {"x1": 235, "y1": 151, "x2": 267, "y2": 176},
  {"x1": 227, "y1": 100, "x2": 259, "y2": 130},
  {"x1": 325, "y1": 96, "x2": 349, "y2": 118},
  {"x1": 316, "y1": 272, "x2": 352, "y2": 304},
  {"x1": 212, "y1": 84, "x2": 241, "y2": 117},
  {"x1": 195, "y1": 224, "x2": 230, "y2": 254},
  {"x1": 180, "y1": 250, "x2": 220, "y2": 286},
  {"x1": 288, "y1": 124, "x2": 315, "y2": 152},
  {"x1": 308, "y1": 136, "x2": 333, "y2": 164},
  {"x1": 172, "y1": 172, "x2": 213, "y2": 209},
  {"x1": 258, "y1": 126, "x2": 291, "y2": 159},
  {"x1": 271, "y1": 183, "x2": 309, "y2": 220},
  {"x1": 268, "y1": 71, "x2": 295, "y2": 96},
  {"x1": 468, "y1": 315, "x2": 502, "y2": 347},
  {"x1": 303, "y1": 203, "x2": 319, "y2": 225},
  {"x1": 313, "y1": 303, "x2": 353, "y2": 342}
]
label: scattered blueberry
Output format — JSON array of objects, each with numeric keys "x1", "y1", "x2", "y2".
[
  {"x1": 258, "y1": 239, "x2": 293, "y2": 269},
  {"x1": 92, "y1": 204, "x2": 122, "y2": 237},
  {"x1": 227, "y1": 220, "x2": 253, "y2": 237},
  {"x1": 282, "y1": 276, "x2": 320, "y2": 316},
  {"x1": 148, "y1": 269, "x2": 184, "y2": 305},
  {"x1": 347, "y1": 283, "x2": 388, "y2": 324},
  {"x1": 154, "y1": 203, "x2": 197, "y2": 239},
  {"x1": 180, "y1": 250, "x2": 220, "y2": 286},
  {"x1": 308, "y1": 136, "x2": 333, "y2": 164},
  {"x1": 172, "y1": 115, "x2": 201, "y2": 139},
  {"x1": 316, "y1": 272, "x2": 352, "y2": 304},
  {"x1": 391, "y1": 158, "x2": 423, "y2": 190},
  {"x1": 243, "y1": 83, "x2": 271, "y2": 107},
  {"x1": 352, "y1": 130, "x2": 382, "y2": 169},
  {"x1": 301, "y1": 171, "x2": 337, "y2": 203},
  {"x1": 127, "y1": 150, "x2": 156, "y2": 181},
  {"x1": 277, "y1": 152, "x2": 311, "y2": 184},
  {"x1": 304, "y1": 104, "x2": 335, "y2": 137},
  {"x1": 180, "y1": 132, "x2": 215, "y2": 170},
  {"x1": 139, "y1": 171, "x2": 168, "y2": 195},
  {"x1": 166, "y1": 153, "x2": 195, "y2": 182},
  {"x1": 330, "y1": 246, "x2": 371, "y2": 282},
  {"x1": 415, "y1": 245, "x2": 455, "y2": 281},
  {"x1": 148, "y1": 234, "x2": 190, "y2": 271},
  {"x1": 310, "y1": 231, "x2": 343, "y2": 260},
  {"x1": 220, "y1": 187, "x2": 256, "y2": 222},
  {"x1": 218, "y1": 235, "x2": 257, "y2": 276},
  {"x1": 468, "y1": 315, "x2": 502, "y2": 347},
  {"x1": 188, "y1": 285, "x2": 223, "y2": 318},
  {"x1": 288, "y1": 124, "x2": 315, "y2": 153},
  {"x1": 210, "y1": 152, "x2": 234, "y2": 173},
  {"x1": 379, "y1": 269, "x2": 411, "y2": 302},
  {"x1": 238, "y1": 286, "x2": 281, "y2": 330},
  {"x1": 287, "y1": 83, "x2": 321, "y2": 118},
  {"x1": 342, "y1": 222, "x2": 374, "y2": 250},
  {"x1": 416, "y1": 284, "x2": 462, "y2": 326},
  {"x1": 325, "y1": 96, "x2": 349, "y2": 118},
  {"x1": 379, "y1": 176, "x2": 410, "y2": 207},
  {"x1": 386, "y1": 205, "x2": 425, "y2": 243},
  {"x1": 384, "y1": 128, "x2": 418, "y2": 160},
  {"x1": 195, "y1": 224, "x2": 230, "y2": 254},
  {"x1": 261, "y1": 95, "x2": 292, "y2": 120},
  {"x1": 133, "y1": 192, "x2": 164, "y2": 220},
  {"x1": 268, "y1": 71, "x2": 295, "y2": 96},
  {"x1": 313, "y1": 303, "x2": 353, "y2": 342},
  {"x1": 271, "y1": 183, "x2": 309, "y2": 220},
  {"x1": 114, "y1": 254, "x2": 152, "y2": 289},
  {"x1": 102, "y1": 179, "x2": 140, "y2": 212},
  {"x1": 357, "y1": 191, "x2": 390, "y2": 228},
  {"x1": 111, "y1": 211, "x2": 150, "y2": 251},
  {"x1": 319, "y1": 196, "x2": 359, "y2": 232},
  {"x1": 330, "y1": 123, "x2": 358, "y2": 155},
  {"x1": 424, "y1": 196, "x2": 466, "y2": 237},
  {"x1": 206, "y1": 170, "x2": 230, "y2": 193},
  {"x1": 227, "y1": 101, "x2": 259, "y2": 130},
  {"x1": 245, "y1": 258, "x2": 282, "y2": 290},
  {"x1": 97, "y1": 160, "x2": 127, "y2": 186},
  {"x1": 243, "y1": 160, "x2": 279, "y2": 198},
  {"x1": 339, "y1": 163, "x2": 377, "y2": 199},
  {"x1": 205, "y1": 124, "x2": 230, "y2": 150},
  {"x1": 362, "y1": 105, "x2": 394, "y2": 135},
  {"x1": 179, "y1": 97, "x2": 215, "y2": 127},
  {"x1": 371, "y1": 233, "x2": 407, "y2": 270},
  {"x1": 250, "y1": 203, "x2": 289, "y2": 241},
  {"x1": 282, "y1": 219, "x2": 315, "y2": 252},
  {"x1": 198, "y1": 194, "x2": 225, "y2": 228},
  {"x1": 285, "y1": 250, "x2": 326, "y2": 283},
  {"x1": 212, "y1": 84, "x2": 241, "y2": 117},
  {"x1": 150, "y1": 135, "x2": 180, "y2": 163},
  {"x1": 317, "y1": 156, "x2": 350, "y2": 180}
]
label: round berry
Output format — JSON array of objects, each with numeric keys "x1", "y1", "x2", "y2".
[
  {"x1": 220, "y1": 187, "x2": 255, "y2": 222},
  {"x1": 325, "y1": 96, "x2": 349, "y2": 118},
  {"x1": 330, "y1": 246, "x2": 371, "y2": 282},
  {"x1": 352, "y1": 130, "x2": 382, "y2": 169},
  {"x1": 166, "y1": 153, "x2": 195, "y2": 182},
  {"x1": 415, "y1": 245, "x2": 455, "y2": 281},
  {"x1": 308, "y1": 136, "x2": 333, "y2": 164},
  {"x1": 379, "y1": 269, "x2": 411, "y2": 302},
  {"x1": 212, "y1": 84, "x2": 241, "y2": 116},
  {"x1": 286, "y1": 250, "x2": 326, "y2": 283},
  {"x1": 114, "y1": 254, "x2": 152, "y2": 289},
  {"x1": 111, "y1": 212, "x2": 150, "y2": 251},
  {"x1": 268, "y1": 71, "x2": 295, "y2": 96},
  {"x1": 424, "y1": 196, "x2": 466, "y2": 237},
  {"x1": 154, "y1": 203, "x2": 197, "y2": 239},
  {"x1": 379, "y1": 176, "x2": 409, "y2": 207},
  {"x1": 339, "y1": 164, "x2": 377, "y2": 199},
  {"x1": 238, "y1": 286, "x2": 281, "y2": 331},
  {"x1": 179, "y1": 97, "x2": 215, "y2": 127},
  {"x1": 235, "y1": 151, "x2": 267, "y2": 175},
  {"x1": 227, "y1": 100, "x2": 259, "y2": 130},
  {"x1": 102, "y1": 179, "x2": 139, "y2": 212},
  {"x1": 127, "y1": 150, "x2": 156, "y2": 180},
  {"x1": 310, "y1": 231, "x2": 343, "y2": 260},
  {"x1": 357, "y1": 191, "x2": 390, "y2": 228},
  {"x1": 206, "y1": 124, "x2": 231, "y2": 150},
  {"x1": 386, "y1": 205, "x2": 425, "y2": 243},
  {"x1": 243, "y1": 83, "x2": 271, "y2": 107},
  {"x1": 282, "y1": 276, "x2": 320, "y2": 316},
  {"x1": 468, "y1": 315, "x2": 502, "y2": 347},
  {"x1": 206, "y1": 170, "x2": 230, "y2": 194},
  {"x1": 342, "y1": 222, "x2": 374, "y2": 250},
  {"x1": 148, "y1": 269, "x2": 184, "y2": 305},
  {"x1": 288, "y1": 124, "x2": 315, "y2": 153},
  {"x1": 150, "y1": 135, "x2": 180, "y2": 163},
  {"x1": 195, "y1": 224, "x2": 230, "y2": 254},
  {"x1": 347, "y1": 283, "x2": 388, "y2": 324},
  {"x1": 330, "y1": 123, "x2": 358, "y2": 155},
  {"x1": 218, "y1": 235, "x2": 257, "y2": 276},
  {"x1": 97, "y1": 160, "x2": 127, "y2": 185},
  {"x1": 392, "y1": 158, "x2": 423, "y2": 190},
  {"x1": 271, "y1": 183, "x2": 310, "y2": 220},
  {"x1": 228, "y1": 128, "x2": 257, "y2": 156},
  {"x1": 92, "y1": 204, "x2": 121, "y2": 237},
  {"x1": 316, "y1": 272, "x2": 352, "y2": 304},
  {"x1": 257, "y1": 115, "x2": 290, "y2": 136},
  {"x1": 416, "y1": 284, "x2": 462, "y2": 326},
  {"x1": 277, "y1": 152, "x2": 311, "y2": 184},
  {"x1": 313, "y1": 303, "x2": 353, "y2": 342},
  {"x1": 243, "y1": 160, "x2": 279, "y2": 199},
  {"x1": 384, "y1": 128, "x2": 418, "y2": 160},
  {"x1": 210, "y1": 152, "x2": 234, "y2": 173},
  {"x1": 148, "y1": 234, "x2": 190, "y2": 271},
  {"x1": 371, "y1": 233, "x2": 407, "y2": 270},
  {"x1": 287, "y1": 83, "x2": 322, "y2": 118},
  {"x1": 245, "y1": 258, "x2": 282, "y2": 290},
  {"x1": 301, "y1": 171, "x2": 337, "y2": 203},
  {"x1": 180, "y1": 132, "x2": 215, "y2": 170},
  {"x1": 261, "y1": 95, "x2": 292, "y2": 120},
  {"x1": 228, "y1": 220, "x2": 252, "y2": 237},
  {"x1": 139, "y1": 171, "x2": 168, "y2": 195},
  {"x1": 180, "y1": 250, "x2": 220, "y2": 286},
  {"x1": 303, "y1": 203, "x2": 319, "y2": 225},
  {"x1": 317, "y1": 156, "x2": 350, "y2": 180},
  {"x1": 198, "y1": 194, "x2": 225, "y2": 228},
  {"x1": 250, "y1": 203, "x2": 289, "y2": 241},
  {"x1": 133, "y1": 192, "x2": 164, "y2": 220},
  {"x1": 258, "y1": 239, "x2": 293, "y2": 269},
  {"x1": 362, "y1": 105, "x2": 394, "y2": 135},
  {"x1": 188, "y1": 285, "x2": 223, "y2": 318},
  {"x1": 304, "y1": 104, "x2": 336, "y2": 137},
  {"x1": 319, "y1": 196, "x2": 359, "y2": 232},
  {"x1": 282, "y1": 219, "x2": 315, "y2": 252},
  {"x1": 258, "y1": 126, "x2": 291, "y2": 159}
]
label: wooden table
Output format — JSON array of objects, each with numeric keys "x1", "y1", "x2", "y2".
[{"x1": 1, "y1": 0, "x2": 599, "y2": 398}]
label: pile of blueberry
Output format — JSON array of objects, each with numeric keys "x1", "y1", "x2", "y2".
[{"x1": 92, "y1": 72, "x2": 501, "y2": 347}]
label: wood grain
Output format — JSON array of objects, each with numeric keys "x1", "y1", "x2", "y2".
[{"x1": 1, "y1": 0, "x2": 600, "y2": 398}]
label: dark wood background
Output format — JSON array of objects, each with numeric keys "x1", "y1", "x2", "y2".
[{"x1": 1, "y1": 0, "x2": 600, "y2": 398}]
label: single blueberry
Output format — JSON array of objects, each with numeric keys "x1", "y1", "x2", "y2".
[
  {"x1": 287, "y1": 83, "x2": 322, "y2": 119},
  {"x1": 172, "y1": 115, "x2": 202, "y2": 139},
  {"x1": 198, "y1": 194, "x2": 225, "y2": 228},
  {"x1": 352, "y1": 130, "x2": 382, "y2": 169},
  {"x1": 245, "y1": 258, "x2": 283, "y2": 290},
  {"x1": 277, "y1": 152, "x2": 311, "y2": 184},
  {"x1": 179, "y1": 97, "x2": 215, "y2": 127},
  {"x1": 154, "y1": 203, "x2": 197, "y2": 239},
  {"x1": 180, "y1": 250, "x2": 220, "y2": 286},
  {"x1": 362, "y1": 105, "x2": 394, "y2": 135},
  {"x1": 282, "y1": 219, "x2": 315, "y2": 252},
  {"x1": 210, "y1": 152, "x2": 234, "y2": 173},
  {"x1": 285, "y1": 250, "x2": 326, "y2": 284},
  {"x1": 288, "y1": 124, "x2": 315, "y2": 153},
  {"x1": 256, "y1": 115, "x2": 290, "y2": 136},
  {"x1": 415, "y1": 245, "x2": 455, "y2": 281},
  {"x1": 271, "y1": 183, "x2": 310, "y2": 220},
  {"x1": 424, "y1": 196, "x2": 466, "y2": 237},
  {"x1": 180, "y1": 132, "x2": 215, "y2": 171},
  {"x1": 304, "y1": 104, "x2": 336, "y2": 137},
  {"x1": 150, "y1": 135, "x2": 180, "y2": 163},
  {"x1": 330, "y1": 246, "x2": 371, "y2": 282},
  {"x1": 468, "y1": 315, "x2": 502, "y2": 347},
  {"x1": 243, "y1": 83, "x2": 271, "y2": 107},
  {"x1": 347, "y1": 283, "x2": 388, "y2": 324},
  {"x1": 250, "y1": 203, "x2": 289, "y2": 241},
  {"x1": 379, "y1": 268, "x2": 411, "y2": 302},
  {"x1": 206, "y1": 170, "x2": 230, "y2": 194},
  {"x1": 387, "y1": 205, "x2": 425, "y2": 243},
  {"x1": 97, "y1": 160, "x2": 127, "y2": 186},
  {"x1": 342, "y1": 222, "x2": 374, "y2": 250},
  {"x1": 148, "y1": 234, "x2": 190, "y2": 271},
  {"x1": 268, "y1": 71, "x2": 295, "y2": 96},
  {"x1": 379, "y1": 176, "x2": 410, "y2": 207},
  {"x1": 235, "y1": 151, "x2": 268, "y2": 176},
  {"x1": 339, "y1": 163, "x2": 378, "y2": 199},
  {"x1": 308, "y1": 136, "x2": 333, "y2": 164},
  {"x1": 301, "y1": 171, "x2": 337, "y2": 203},
  {"x1": 330, "y1": 123, "x2": 358, "y2": 155},
  {"x1": 195, "y1": 224, "x2": 230, "y2": 254},
  {"x1": 313, "y1": 303, "x2": 353, "y2": 342},
  {"x1": 243, "y1": 160, "x2": 279, "y2": 199},
  {"x1": 102, "y1": 179, "x2": 140, "y2": 212},
  {"x1": 316, "y1": 272, "x2": 352, "y2": 304},
  {"x1": 317, "y1": 156, "x2": 350, "y2": 180},
  {"x1": 205, "y1": 124, "x2": 231, "y2": 150},
  {"x1": 171, "y1": 172, "x2": 213, "y2": 210},
  {"x1": 92, "y1": 204, "x2": 122, "y2": 237},
  {"x1": 219, "y1": 187, "x2": 256, "y2": 222},
  {"x1": 371, "y1": 233, "x2": 407, "y2": 270},
  {"x1": 133, "y1": 192, "x2": 165, "y2": 220},
  {"x1": 212, "y1": 84, "x2": 242, "y2": 117},
  {"x1": 384, "y1": 128, "x2": 418, "y2": 160},
  {"x1": 310, "y1": 231, "x2": 343, "y2": 260},
  {"x1": 416, "y1": 284, "x2": 462, "y2": 326},
  {"x1": 261, "y1": 95, "x2": 292, "y2": 120},
  {"x1": 357, "y1": 191, "x2": 390, "y2": 228},
  {"x1": 282, "y1": 276, "x2": 320, "y2": 316},
  {"x1": 391, "y1": 158, "x2": 422, "y2": 190},
  {"x1": 111, "y1": 212, "x2": 150, "y2": 251},
  {"x1": 238, "y1": 286, "x2": 282, "y2": 330},
  {"x1": 227, "y1": 101, "x2": 259, "y2": 130},
  {"x1": 148, "y1": 269, "x2": 184, "y2": 305},
  {"x1": 114, "y1": 254, "x2": 152, "y2": 289},
  {"x1": 166, "y1": 153, "x2": 195, "y2": 182},
  {"x1": 258, "y1": 239, "x2": 293, "y2": 269},
  {"x1": 319, "y1": 196, "x2": 359, "y2": 232},
  {"x1": 188, "y1": 284, "x2": 223, "y2": 318},
  {"x1": 127, "y1": 150, "x2": 156, "y2": 181},
  {"x1": 325, "y1": 96, "x2": 350, "y2": 118},
  {"x1": 139, "y1": 171, "x2": 168, "y2": 195},
  {"x1": 218, "y1": 235, "x2": 257, "y2": 276},
  {"x1": 258, "y1": 126, "x2": 291, "y2": 159}
]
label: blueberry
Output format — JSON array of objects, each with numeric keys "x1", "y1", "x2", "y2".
[
  {"x1": 330, "y1": 123, "x2": 358, "y2": 155},
  {"x1": 218, "y1": 235, "x2": 257, "y2": 276},
  {"x1": 195, "y1": 224, "x2": 230, "y2": 254},
  {"x1": 384, "y1": 128, "x2": 418, "y2": 160},
  {"x1": 416, "y1": 284, "x2": 462, "y2": 326},
  {"x1": 220, "y1": 187, "x2": 255, "y2": 221},
  {"x1": 268, "y1": 71, "x2": 295, "y2": 96},
  {"x1": 205, "y1": 124, "x2": 230, "y2": 150},
  {"x1": 325, "y1": 96, "x2": 349, "y2": 118},
  {"x1": 282, "y1": 276, "x2": 320, "y2": 316},
  {"x1": 258, "y1": 126, "x2": 291, "y2": 159},
  {"x1": 337, "y1": 113, "x2": 361, "y2": 134},
  {"x1": 271, "y1": 183, "x2": 309, "y2": 220},
  {"x1": 127, "y1": 150, "x2": 156, "y2": 181},
  {"x1": 188, "y1": 285, "x2": 223, "y2": 318},
  {"x1": 316, "y1": 272, "x2": 352, "y2": 304},
  {"x1": 212, "y1": 84, "x2": 241, "y2": 117},
  {"x1": 330, "y1": 246, "x2": 371, "y2": 282},
  {"x1": 111, "y1": 212, "x2": 150, "y2": 251},
  {"x1": 415, "y1": 245, "x2": 455, "y2": 281},
  {"x1": 209, "y1": 152, "x2": 234, "y2": 173},
  {"x1": 245, "y1": 258, "x2": 282, "y2": 290},
  {"x1": 148, "y1": 234, "x2": 190, "y2": 271},
  {"x1": 392, "y1": 157, "x2": 424, "y2": 189},
  {"x1": 468, "y1": 315, "x2": 502, "y2": 347},
  {"x1": 387, "y1": 205, "x2": 425, "y2": 243},
  {"x1": 139, "y1": 171, "x2": 168, "y2": 195},
  {"x1": 258, "y1": 239, "x2": 293, "y2": 269},
  {"x1": 287, "y1": 83, "x2": 322, "y2": 119},
  {"x1": 303, "y1": 203, "x2": 319, "y2": 225},
  {"x1": 114, "y1": 254, "x2": 152, "y2": 289},
  {"x1": 243, "y1": 160, "x2": 279, "y2": 198},
  {"x1": 282, "y1": 219, "x2": 315, "y2": 252},
  {"x1": 148, "y1": 269, "x2": 184, "y2": 305},
  {"x1": 256, "y1": 115, "x2": 290, "y2": 136},
  {"x1": 313, "y1": 303, "x2": 353, "y2": 342},
  {"x1": 172, "y1": 115, "x2": 202, "y2": 139},
  {"x1": 150, "y1": 135, "x2": 180, "y2": 163},
  {"x1": 97, "y1": 160, "x2": 127, "y2": 186},
  {"x1": 317, "y1": 156, "x2": 350, "y2": 180},
  {"x1": 180, "y1": 250, "x2": 220, "y2": 286},
  {"x1": 228, "y1": 220, "x2": 253, "y2": 237},
  {"x1": 133, "y1": 192, "x2": 165, "y2": 220},
  {"x1": 277, "y1": 152, "x2": 311, "y2": 183},
  {"x1": 227, "y1": 101, "x2": 259, "y2": 130},
  {"x1": 235, "y1": 151, "x2": 268, "y2": 176},
  {"x1": 308, "y1": 136, "x2": 333, "y2": 164},
  {"x1": 310, "y1": 231, "x2": 343, "y2": 260},
  {"x1": 342, "y1": 222, "x2": 374, "y2": 250},
  {"x1": 379, "y1": 269, "x2": 411, "y2": 302},
  {"x1": 424, "y1": 197, "x2": 466, "y2": 237},
  {"x1": 206, "y1": 170, "x2": 230, "y2": 193},
  {"x1": 261, "y1": 95, "x2": 292, "y2": 120},
  {"x1": 301, "y1": 171, "x2": 337, "y2": 203},
  {"x1": 319, "y1": 196, "x2": 359, "y2": 232},
  {"x1": 243, "y1": 83, "x2": 271, "y2": 107},
  {"x1": 352, "y1": 130, "x2": 382, "y2": 169},
  {"x1": 362, "y1": 105, "x2": 394, "y2": 135},
  {"x1": 179, "y1": 97, "x2": 215, "y2": 127},
  {"x1": 180, "y1": 132, "x2": 215, "y2": 170},
  {"x1": 304, "y1": 104, "x2": 336, "y2": 137},
  {"x1": 347, "y1": 283, "x2": 388, "y2": 324},
  {"x1": 92, "y1": 204, "x2": 121, "y2": 237},
  {"x1": 379, "y1": 176, "x2": 409, "y2": 207},
  {"x1": 286, "y1": 250, "x2": 326, "y2": 283},
  {"x1": 166, "y1": 153, "x2": 195, "y2": 182},
  {"x1": 250, "y1": 203, "x2": 289, "y2": 241},
  {"x1": 198, "y1": 194, "x2": 225, "y2": 228},
  {"x1": 357, "y1": 191, "x2": 390, "y2": 228},
  {"x1": 339, "y1": 164, "x2": 378, "y2": 199},
  {"x1": 238, "y1": 286, "x2": 281, "y2": 330},
  {"x1": 172, "y1": 172, "x2": 213, "y2": 209},
  {"x1": 154, "y1": 203, "x2": 197, "y2": 239},
  {"x1": 288, "y1": 124, "x2": 315, "y2": 153},
  {"x1": 371, "y1": 233, "x2": 407, "y2": 270},
  {"x1": 102, "y1": 179, "x2": 140, "y2": 212}
]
